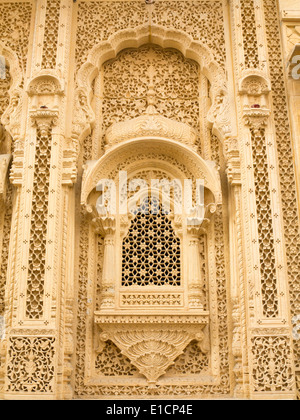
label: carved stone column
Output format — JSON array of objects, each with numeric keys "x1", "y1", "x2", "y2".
[
  {"x1": 3, "y1": 105, "x2": 59, "y2": 399},
  {"x1": 99, "y1": 217, "x2": 116, "y2": 310},
  {"x1": 187, "y1": 226, "x2": 205, "y2": 309},
  {"x1": 2, "y1": 0, "x2": 74, "y2": 398},
  {"x1": 241, "y1": 86, "x2": 296, "y2": 399}
]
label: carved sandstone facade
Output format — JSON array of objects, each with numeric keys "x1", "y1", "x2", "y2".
[{"x1": 0, "y1": 0, "x2": 299, "y2": 400}]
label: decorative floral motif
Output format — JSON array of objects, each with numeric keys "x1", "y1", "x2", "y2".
[
  {"x1": 167, "y1": 340, "x2": 209, "y2": 375},
  {"x1": 95, "y1": 318, "x2": 209, "y2": 383},
  {"x1": 152, "y1": 1, "x2": 226, "y2": 68},
  {"x1": 121, "y1": 293, "x2": 183, "y2": 307},
  {"x1": 0, "y1": 67, "x2": 11, "y2": 127},
  {"x1": 75, "y1": 1, "x2": 226, "y2": 71},
  {"x1": 0, "y1": 3, "x2": 32, "y2": 83},
  {"x1": 95, "y1": 340, "x2": 138, "y2": 377},
  {"x1": 102, "y1": 45, "x2": 201, "y2": 151},
  {"x1": 6, "y1": 336, "x2": 55, "y2": 393},
  {"x1": 75, "y1": 1, "x2": 148, "y2": 70},
  {"x1": 251, "y1": 336, "x2": 294, "y2": 393}
]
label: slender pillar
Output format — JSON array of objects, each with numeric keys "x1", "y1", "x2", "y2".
[
  {"x1": 187, "y1": 226, "x2": 204, "y2": 309},
  {"x1": 99, "y1": 217, "x2": 116, "y2": 310}
]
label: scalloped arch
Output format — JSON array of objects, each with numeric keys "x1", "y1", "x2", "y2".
[
  {"x1": 0, "y1": 43, "x2": 23, "y2": 141},
  {"x1": 26, "y1": 71, "x2": 64, "y2": 97},
  {"x1": 81, "y1": 137, "x2": 222, "y2": 208},
  {"x1": 0, "y1": 42, "x2": 22, "y2": 92},
  {"x1": 73, "y1": 24, "x2": 227, "y2": 148},
  {"x1": 77, "y1": 24, "x2": 225, "y2": 92},
  {"x1": 238, "y1": 69, "x2": 271, "y2": 94}
]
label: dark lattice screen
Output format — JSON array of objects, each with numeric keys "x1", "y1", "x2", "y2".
[{"x1": 122, "y1": 197, "x2": 181, "y2": 286}]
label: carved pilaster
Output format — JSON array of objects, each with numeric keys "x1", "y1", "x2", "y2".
[
  {"x1": 243, "y1": 108, "x2": 282, "y2": 320},
  {"x1": 231, "y1": 184, "x2": 249, "y2": 399},
  {"x1": 238, "y1": 70, "x2": 297, "y2": 397},
  {"x1": 186, "y1": 226, "x2": 205, "y2": 309},
  {"x1": 98, "y1": 217, "x2": 116, "y2": 310},
  {"x1": 22, "y1": 108, "x2": 59, "y2": 321},
  {"x1": 27, "y1": 73, "x2": 77, "y2": 184},
  {"x1": 239, "y1": 72, "x2": 271, "y2": 132}
]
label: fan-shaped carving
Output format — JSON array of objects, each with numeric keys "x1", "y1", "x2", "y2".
[{"x1": 95, "y1": 313, "x2": 209, "y2": 384}]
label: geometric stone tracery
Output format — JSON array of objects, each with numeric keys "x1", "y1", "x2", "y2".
[
  {"x1": 263, "y1": 0, "x2": 300, "y2": 396},
  {"x1": 122, "y1": 197, "x2": 181, "y2": 287}
]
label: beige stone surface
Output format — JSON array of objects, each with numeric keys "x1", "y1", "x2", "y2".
[
  {"x1": 279, "y1": 0, "x2": 300, "y2": 10},
  {"x1": 0, "y1": 0, "x2": 299, "y2": 400}
]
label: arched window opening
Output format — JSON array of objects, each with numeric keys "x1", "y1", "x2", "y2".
[{"x1": 122, "y1": 196, "x2": 181, "y2": 287}]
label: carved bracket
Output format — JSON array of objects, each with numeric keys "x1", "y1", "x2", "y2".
[
  {"x1": 27, "y1": 74, "x2": 62, "y2": 135},
  {"x1": 239, "y1": 72, "x2": 271, "y2": 131},
  {"x1": 224, "y1": 137, "x2": 241, "y2": 185},
  {"x1": 28, "y1": 74, "x2": 62, "y2": 135},
  {"x1": 30, "y1": 109, "x2": 59, "y2": 134},
  {"x1": 1, "y1": 89, "x2": 23, "y2": 150},
  {"x1": 94, "y1": 311, "x2": 209, "y2": 384},
  {"x1": 9, "y1": 109, "x2": 60, "y2": 187},
  {"x1": 71, "y1": 88, "x2": 95, "y2": 156},
  {"x1": 62, "y1": 148, "x2": 78, "y2": 185},
  {"x1": 207, "y1": 88, "x2": 232, "y2": 142},
  {"x1": 243, "y1": 108, "x2": 271, "y2": 132}
]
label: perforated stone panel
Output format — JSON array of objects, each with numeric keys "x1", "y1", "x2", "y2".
[{"x1": 122, "y1": 197, "x2": 181, "y2": 287}]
